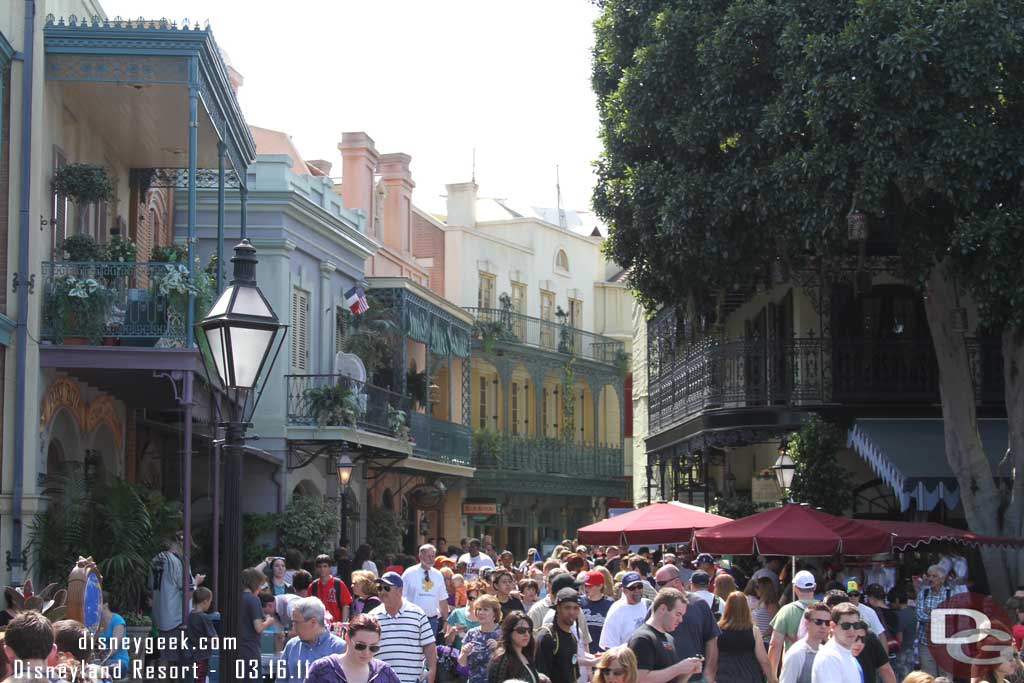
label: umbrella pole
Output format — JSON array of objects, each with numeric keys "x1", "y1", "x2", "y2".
[{"x1": 792, "y1": 555, "x2": 797, "y2": 583}]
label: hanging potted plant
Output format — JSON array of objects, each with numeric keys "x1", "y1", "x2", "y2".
[
  {"x1": 51, "y1": 163, "x2": 115, "y2": 205},
  {"x1": 60, "y1": 234, "x2": 102, "y2": 262},
  {"x1": 387, "y1": 405, "x2": 411, "y2": 441},
  {"x1": 302, "y1": 384, "x2": 360, "y2": 427},
  {"x1": 45, "y1": 276, "x2": 113, "y2": 345}
]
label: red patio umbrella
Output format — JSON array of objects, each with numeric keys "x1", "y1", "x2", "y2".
[
  {"x1": 861, "y1": 520, "x2": 1024, "y2": 551},
  {"x1": 577, "y1": 502, "x2": 731, "y2": 545},
  {"x1": 693, "y1": 504, "x2": 892, "y2": 556}
]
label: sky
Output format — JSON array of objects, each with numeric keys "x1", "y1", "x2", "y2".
[{"x1": 101, "y1": 0, "x2": 605, "y2": 216}]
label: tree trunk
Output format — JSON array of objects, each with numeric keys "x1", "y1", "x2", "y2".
[
  {"x1": 923, "y1": 260, "x2": 1010, "y2": 599},
  {"x1": 1001, "y1": 329, "x2": 1024, "y2": 586}
]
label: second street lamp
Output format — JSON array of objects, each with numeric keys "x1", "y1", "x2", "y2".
[
  {"x1": 199, "y1": 239, "x2": 286, "y2": 683},
  {"x1": 337, "y1": 450, "x2": 354, "y2": 546},
  {"x1": 773, "y1": 442, "x2": 796, "y2": 492}
]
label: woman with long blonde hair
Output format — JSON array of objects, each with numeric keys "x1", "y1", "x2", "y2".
[
  {"x1": 593, "y1": 644, "x2": 638, "y2": 683},
  {"x1": 716, "y1": 591, "x2": 775, "y2": 683}
]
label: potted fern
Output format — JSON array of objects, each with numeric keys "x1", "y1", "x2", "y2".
[
  {"x1": 303, "y1": 384, "x2": 359, "y2": 427},
  {"x1": 387, "y1": 405, "x2": 411, "y2": 441},
  {"x1": 52, "y1": 163, "x2": 115, "y2": 205}
]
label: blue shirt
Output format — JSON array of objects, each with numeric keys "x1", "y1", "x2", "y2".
[
  {"x1": 580, "y1": 596, "x2": 614, "y2": 653},
  {"x1": 101, "y1": 613, "x2": 130, "y2": 672},
  {"x1": 276, "y1": 628, "x2": 345, "y2": 683}
]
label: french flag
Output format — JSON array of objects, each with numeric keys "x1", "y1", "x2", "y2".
[{"x1": 345, "y1": 286, "x2": 370, "y2": 314}]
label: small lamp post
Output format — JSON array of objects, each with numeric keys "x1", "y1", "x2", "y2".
[
  {"x1": 772, "y1": 441, "x2": 796, "y2": 492},
  {"x1": 336, "y1": 450, "x2": 354, "y2": 546},
  {"x1": 199, "y1": 240, "x2": 286, "y2": 683}
]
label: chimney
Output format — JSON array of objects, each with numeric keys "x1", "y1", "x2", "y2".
[
  {"x1": 338, "y1": 132, "x2": 380, "y2": 232},
  {"x1": 378, "y1": 153, "x2": 415, "y2": 254},
  {"x1": 307, "y1": 159, "x2": 332, "y2": 176},
  {"x1": 446, "y1": 182, "x2": 478, "y2": 228}
]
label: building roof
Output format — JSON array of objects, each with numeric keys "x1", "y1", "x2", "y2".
[{"x1": 250, "y1": 125, "x2": 315, "y2": 177}]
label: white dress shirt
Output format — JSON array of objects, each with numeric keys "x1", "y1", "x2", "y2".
[{"x1": 811, "y1": 638, "x2": 862, "y2": 683}]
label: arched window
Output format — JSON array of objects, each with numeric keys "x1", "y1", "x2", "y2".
[{"x1": 556, "y1": 250, "x2": 569, "y2": 272}]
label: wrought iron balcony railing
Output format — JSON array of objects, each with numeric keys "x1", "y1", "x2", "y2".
[
  {"x1": 464, "y1": 307, "x2": 624, "y2": 365},
  {"x1": 473, "y1": 433, "x2": 622, "y2": 478},
  {"x1": 286, "y1": 374, "x2": 408, "y2": 436},
  {"x1": 409, "y1": 412, "x2": 472, "y2": 467},
  {"x1": 648, "y1": 335, "x2": 1004, "y2": 432},
  {"x1": 41, "y1": 261, "x2": 191, "y2": 345}
]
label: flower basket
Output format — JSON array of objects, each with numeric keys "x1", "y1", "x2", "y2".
[{"x1": 51, "y1": 163, "x2": 115, "y2": 205}]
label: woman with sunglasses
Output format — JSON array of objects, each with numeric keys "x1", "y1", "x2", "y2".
[
  {"x1": 306, "y1": 614, "x2": 401, "y2": 683},
  {"x1": 458, "y1": 595, "x2": 502, "y2": 683},
  {"x1": 592, "y1": 645, "x2": 638, "y2": 683},
  {"x1": 487, "y1": 611, "x2": 543, "y2": 683}
]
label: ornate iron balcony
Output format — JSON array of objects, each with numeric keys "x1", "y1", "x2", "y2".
[
  {"x1": 473, "y1": 433, "x2": 622, "y2": 478},
  {"x1": 41, "y1": 261, "x2": 192, "y2": 346},
  {"x1": 464, "y1": 307, "x2": 624, "y2": 365}
]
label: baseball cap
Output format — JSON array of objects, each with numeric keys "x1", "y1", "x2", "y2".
[
  {"x1": 621, "y1": 571, "x2": 644, "y2": 588},
  {"x1": 377, "y1": 571, "x2": 404, "y2": 588},
  {"x1": 583, "y1": 570, "x2": 605, "y2": 587},
  {"x1": 693, "y1": 553, "x2": 715, "y2": 566},
  {"x1": 551, "y1": 572, "x2": 579, "y2": 594},
  {"x1": 793, "y1": 570, "x2": 816, "y2": 590},
  {"x1": 846, "y1": 579, "x2": 861, "y2": 596},
  {"x1": 690, "y1": 570, "x2": 711, "y2": 586},
  {"x1": 555, "y1": 588, "x2": 581, "y2": 606}
]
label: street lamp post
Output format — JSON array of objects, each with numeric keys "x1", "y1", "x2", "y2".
[
  {"x1": 772, "y1": 441, "x2": 796, "y2": 492},
  {"x1": 199, "y1": 240, "x2": 286, "y2": 683},
  {"x1": 336, "y1": 450, "x2": 354, "y2": 546}
]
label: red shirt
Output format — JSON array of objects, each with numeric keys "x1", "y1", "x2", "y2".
[
  {"x1": 307, "y1": 576, "x2": 352, "y2": 623},
  {"x1": 1013, "y1": 623, "x2": 1024, "y2": 651}
]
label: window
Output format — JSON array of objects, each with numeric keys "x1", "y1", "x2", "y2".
[
  {"x1": 556, "y1": 250, "x2": 569, "y2": 272},
  {"x1": 541, "y1": 388, "x2": 549, "y2": 438},
  {"x1": 478, "y1": 273, "x2": 496, "y2": 309},
  {"x1": 511, "y1": 282, "x2": 526, "y2": 338},
  {"x1": 478, "y1": 376, "x2": 488, "y2": 430},
  {"x1": 335, "y1": 308, "x2": 347, "y2": 353},
  {"x1": 569, "y1": 298, "x2": 583, "y2": 351},
  {"x1": 290, "y1": 289, "x2": 309, "y2": 371},
  {"x1": 511, "y1": 382, "x2": 520, "y2": 436},
  {"x1": 540, "y1": 290, "x2": 556, "y2": 349}
]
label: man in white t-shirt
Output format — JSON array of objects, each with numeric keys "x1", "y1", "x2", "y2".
[
  {"x1": 689, "y1": 570, "x2": 723, "y2": 617},
  {"x1": 599, "y1": 572, "x2": 651, "y2": 650},
  {"x1": 811, "y1": 602, "x2": 864, "y2": 683},
  {"x1": 780, "y1": 601, "x2": 830, "y2": 683},
  {"x1": 846, "y1": 582, "x2": 886, "y2": 640},
  {"x1": 457, "y1": 538, "x2": 495, "y2": 581},
  {"x1": 402, "y1": 543, "x2": 450, "y2": 636}
]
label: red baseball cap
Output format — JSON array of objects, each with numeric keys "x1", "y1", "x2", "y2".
[{"x1": 583, "y1": 570, "x2": 605, "y2": 587}]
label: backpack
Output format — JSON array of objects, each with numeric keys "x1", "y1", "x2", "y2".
[
  {"x1": 311, "y1": 577, "x2": 347, "y2": 613},
  {"x1": 537, "y1": 622, "x2": 576, "y2": 656},
  {"x1": 710, "y1": 597, "x2": 722, "y2": 621}
]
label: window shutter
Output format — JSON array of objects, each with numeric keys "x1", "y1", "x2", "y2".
[
  {"x1": 335, "y1": 308, "x2": 347, "y2": 354},
  {"x1": 290, "y1": 289, "x2": 309, "y2": 371}
]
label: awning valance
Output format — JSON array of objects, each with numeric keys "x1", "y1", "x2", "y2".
[{"x1": 847, "y1": 419, "x2": 1009, "y2": 512}]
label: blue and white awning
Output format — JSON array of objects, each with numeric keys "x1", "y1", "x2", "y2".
[{"x1": 847, "y1": 419, "x2": 1009, "y2": 512}]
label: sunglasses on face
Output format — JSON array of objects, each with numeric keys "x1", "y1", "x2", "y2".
[
  {"x1": 512, "y1": 626, "x2": 532, "y2": 634},
  {"x1": 380, "y1": 585, "x2": 393, "y2": 592},
  {"x1": 805, "y1": 618, "x2": 831, "y2": 626},
  {"x1": 626, "y1": 585, "x2": 644, "y2": 591},
  {"x1": 353, "y1": 643, "x2": 381, "y2": 653},
  {"x1": 838, "y1": 621, "x2": 867, "y2": 631},
  {"x1": 855, "y1": 636, "x2": 866, "y2": 643},
  {"x1": 656, "y1": 580, "x2": 674, "y2": 588}
]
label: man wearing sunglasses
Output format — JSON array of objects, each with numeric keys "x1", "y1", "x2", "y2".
[
  {"x1": 810, "y1": 602, "x2": 864, "y2": 683},
  {"x1": 778, "y1": 602, "x2": 830, "y2": 683},
  {"x1": 823, "y1": 591, "x2": 895, "y2": 683},
  {"x1": 599, "y1": 572, "x2": 651, "y2": 650},
  {"x1": 368, "y1": 572, "x2": 438, "y2": 683}
]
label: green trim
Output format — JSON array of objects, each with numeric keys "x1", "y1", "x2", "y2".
[
  {"x1": 0, "y1": 30, "x2": 14, "y2": 66},
  {"x1": 0, "y1": 313, "x2": 16, "y2": 347}
]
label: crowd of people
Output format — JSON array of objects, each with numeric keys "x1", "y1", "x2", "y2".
[{"x1": 4, "y1": 537, "x2": 1024, "y2": 683}]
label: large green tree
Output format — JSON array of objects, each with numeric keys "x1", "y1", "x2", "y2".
[{"x1": 593, "y1": 0, "x2": 1024, "y2": 596}]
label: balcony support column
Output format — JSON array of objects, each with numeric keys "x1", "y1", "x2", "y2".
[
  {"x1": 447, "y1": 351, "x2": 453, "y2": 423},
  {"x1": 216, "y1": 142, "x2": 226, "y2": 294},
  {"x1": 186, "y1": 56, "x2": 199, "y2": 347}
]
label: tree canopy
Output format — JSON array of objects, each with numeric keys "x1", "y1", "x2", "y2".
[{"x1": 593, "y1": 0, "x2": 1024, "y2": 328}]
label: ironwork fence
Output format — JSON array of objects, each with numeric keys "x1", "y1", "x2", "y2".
[
  {"x1": 473, "y1": 434, "x2": 621, "y2": 478},
  {"x1": 409, "y1": 412, "x2": 472, "y2": 467},
  {"x1": 285, "y1": 374, "x2": 408, "y2": 436},
  {"x1": 649, "y1": 334, "x2": 1005, "y2": 432},
  {"x1": 41, "y1": 261, "x2": 187, "y2": 344},
  {"x1": 465, "y1": 307, "x2": 624, "y2": 365}
]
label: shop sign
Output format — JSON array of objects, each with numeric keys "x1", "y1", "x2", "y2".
[{"x1": 463, "y1": 502, "x2": 497, "y2": 515}]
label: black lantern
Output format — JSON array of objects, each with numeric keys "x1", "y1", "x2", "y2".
[
  {"x1": 336, "y1": 451, "x2": 354, "y2": 489},
  {"x1": 773, "y1": 440, "x2": 796, "y2": 490},
  {"x1": 200, "y1": 240, "x2": 285, "y2": 405},
  {"x1": 337, "y1": 450, "x2": 354, "y2": 547}
]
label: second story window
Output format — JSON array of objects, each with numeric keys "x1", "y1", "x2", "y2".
[
  {"x1": 478, "y1": 376, "x2": 488, "y2": 430},
  {"x1": 511, "y1": 382, "x2": 519, "y2": 435},
  {"x1": 335, "y1": 307, "x2": 347, "y2": 354},
  {"x1": 478, "y1": 273, "x2": 496, "y2": 309},
  {"x1": 290, "y1": 288, "x2": 309, "y2": 371}
]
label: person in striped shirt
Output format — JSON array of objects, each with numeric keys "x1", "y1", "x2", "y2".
[{"x1": 369, "y1": 571, "x2": 438, "y2": 683}]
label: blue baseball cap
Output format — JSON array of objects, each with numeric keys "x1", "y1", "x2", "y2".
[
  {"x1": 377, "y1": 571, "x2": 403, "y2": 588},
  {"x1": 622, "y1": 571, "x2": 644, "y2": 588}
]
